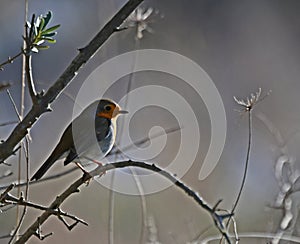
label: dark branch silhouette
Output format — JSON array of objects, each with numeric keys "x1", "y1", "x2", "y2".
[{"x1": 11, "y1": 161, "x2": 231, "y2": 243}]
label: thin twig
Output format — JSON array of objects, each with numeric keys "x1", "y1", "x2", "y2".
[
  {"x1": 15, "y1": 5, "x2": 28, "y2": 238},
  {"x1": 0, "y1": 166, "x2": 79, "y2": 190},
  {"x1": 9, "y1": 139, "x2": 31, "y2": 243},
  {"x1": 6, "y1": 90, "x2": 22, "y2": 121},
  {"x1": 130, "y1": 168, "x2": 148, "y2": 243},
  {"x1": 6, "y1": 87, "x2": 24, "y2": 242},
  {"x1": 13, "y1": 4, "x2": 29, "y2": 241},
  {"x1": 231, "y1": 111, "x2": 252, "y2": 215},
  {"x1": 8, "y1": 198, "x2": 26, "y2": 244},
  {"x1": 0, "y1": 121, "x2": 18, "y2": 127},
  {"x1": 0, "y1": 51, "x2": 23, "y2": 71},
  {"x1": 0, "y1": 234, "x2": 14, "y2": 240},
  {"x1": 222, "y1": 113, "x2": 252, "y2": 244},
  {"x1": 108, "y1": 171, "x2": 115, "y2": 244},
  {"x1": 108, "y1": 34, "x2": 141, "y2": 244}
]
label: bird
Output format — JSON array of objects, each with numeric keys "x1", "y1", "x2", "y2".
[{"x1": 31, "y1": 99, "x2": 128, "y2": 181}]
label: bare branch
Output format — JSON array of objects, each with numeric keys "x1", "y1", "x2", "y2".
[{"x1": 16, "y1": 161, "x2": 231, "y2": 243}]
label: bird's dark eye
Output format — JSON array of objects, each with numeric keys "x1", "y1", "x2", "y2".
[{"x1": 104, "y1": 105, "x2": 112, "y2": 111}]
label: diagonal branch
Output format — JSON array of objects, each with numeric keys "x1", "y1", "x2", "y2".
[{"x1": 0, "y1": 0, "x2": 144, "y2": 163}]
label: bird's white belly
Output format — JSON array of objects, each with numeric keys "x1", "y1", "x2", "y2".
[{"x1": 74, "y1": 125, "x2": 115, "y2": 171}]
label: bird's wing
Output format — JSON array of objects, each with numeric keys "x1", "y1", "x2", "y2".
[
  {"x1": 71, "y1": 107, "x2": 111, "y2": 156},
  {"x1": 31, "y1": 124, "x2": 73, "y2": 180}
]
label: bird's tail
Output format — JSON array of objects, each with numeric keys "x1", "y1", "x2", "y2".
[{"x1": 31, "y1": 150, "x2": 62, "y2": 181}]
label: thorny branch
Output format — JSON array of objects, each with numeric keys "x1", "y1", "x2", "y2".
[{"x1": 12, "y1": 161, "x2": 232, "y2": 243}]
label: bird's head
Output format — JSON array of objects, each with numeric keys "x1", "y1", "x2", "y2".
[{"x1": 96, "y1": 99, "x2": 128, "y2": 120}]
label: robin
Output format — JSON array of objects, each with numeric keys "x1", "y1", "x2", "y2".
[{"x1": 31, "y1": 99, "x2": 128, "y2": 181}]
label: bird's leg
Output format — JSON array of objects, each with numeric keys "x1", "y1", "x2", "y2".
[
  {"x1": 74, "y1": 162, "x2": 89, "y2": 174},
  {"x1": 91, "y1": 159, "x2": 103, "y2": 167},
  {"x1": 91, "y1": 159, "x2": 107, "y2": 177},
  {"x1": 80, "y1": 156, "x2": 106, "y2": 177}
]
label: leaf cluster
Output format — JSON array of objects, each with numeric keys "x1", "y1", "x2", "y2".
[{"x1": 25, "y1": 11, "x2": 60, "y2": 53}]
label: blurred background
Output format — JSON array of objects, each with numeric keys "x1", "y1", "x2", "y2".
[{"x1": 1, "y1": 0, "x2": 300, "y2": 243}]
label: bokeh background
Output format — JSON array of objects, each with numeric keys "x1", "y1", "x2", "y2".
[{"x1": 1, "y1": 0, "x2": 300, "y2": 243}]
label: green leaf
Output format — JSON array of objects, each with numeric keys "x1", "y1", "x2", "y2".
[
  {"x1": 37, "y1": 45, "x2": 50, "y2": 50},
  {"x1": 35, "y1": 16, "x2": 41, "y2": 29},
  {"x1": 48, "y1": 39, "x2": 56, "y2": 44},
  {"x1": 41, "y1": 37, "x2": 56, "y2": 43},
  {"x1": 42, "y1": 24, "x2": 60, "y2": 34},
  {"x1": 35, "y1": 39, "x2": 45, "y2": 45},
  {"x1": 38, "y1": 17, "x2": 45, "y2": 32},
  {"x1": 42, "y1": 32, "x2": 56, "y2": 37},
  {"x1": 43, "y1": 11, "x2": 52, "y2": 29},
  {"x1": 33, "y1": 23, "x2": 38, "y2": 37}
]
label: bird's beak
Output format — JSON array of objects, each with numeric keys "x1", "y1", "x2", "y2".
[
  {"x1": 118, "y1": 110, "x2": 128, "y2": 115},
  {"x1": 112, "y1": 108, "x2": 128, "y2": 118}
]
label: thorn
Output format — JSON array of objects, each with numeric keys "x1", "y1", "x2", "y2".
[
  {"x1": 12, "y1": 145, "x2": 21, "y2": 155},
  {"x1": 114, "y1": 26, "x2": 128, "y2": 32},
  {"x1": 46, "y1": 106, "x2": 53, "y2": 112},
  {"x1": 37, "y1": 90, "x2": 45, "y2": 98}
]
